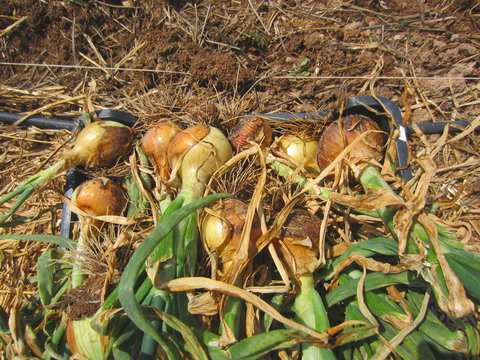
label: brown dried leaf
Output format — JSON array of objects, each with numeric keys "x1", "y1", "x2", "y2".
[{"x1": 165, "y1": 277, "x2": 330, "y2": 344}]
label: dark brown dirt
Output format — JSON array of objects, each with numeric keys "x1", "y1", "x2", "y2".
[{"x1": 1, "y1": 0, "x2": 478, "y2": 112}]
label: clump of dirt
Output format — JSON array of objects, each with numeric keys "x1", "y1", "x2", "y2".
[{"x1": 60, "y1": 275, "x2": 105, "y2": 320}]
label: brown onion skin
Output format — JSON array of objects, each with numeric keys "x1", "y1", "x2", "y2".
[
  {"x1": 65, "y1": 121, "x2": 134, "y2": 168},
  {"x1": 316, "y1": 115, "x2": 384, "y2": 170},
  {"x1": 141, "y1": 122, "x2": 183, "y2": 180},
  {"x1": 229, "y1": 116, "x2": 273, "y2": 150},
  {"x1": 73, "y1": 178, "x2": 127, "y2": 217},
  {"x1": 275, "y1": 209, "x2": 321, "y2": 275},
  {"x1": 94, "y1": 125, "x2": 133, "y2": 167},
  {"x1": 167, "y1": 125, "x2": 211, "y2": 166}
]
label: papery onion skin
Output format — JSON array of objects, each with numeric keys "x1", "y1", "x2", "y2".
[
  {"x1": 275, "y1": 209, "x2": 321, "y2": 276},
  {"x1": 64, "y1": 121, "x2": 134, "y2": 168},
  {"x1": 316, "y1": 115, "x2": 384, "y2": 170},
  {"x1": 201, "y1": 198, "x2": 262, "y2": 274},
  {"x1": 141, "y1": 122, "x2": 183, "y2": 180},
  {"x1": 229, "y1": 116, "x2": 273, "y2": 150},
  {"x1": 72, "y1": 178, "x2": 127, "y2": 217}
]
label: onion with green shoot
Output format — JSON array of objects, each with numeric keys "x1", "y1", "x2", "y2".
[
  {"x1": 166, "y1": 124, "x2": 233, "y2": 276},
  {"x1": 200, "y1": 197, "x2": 262, "y2": 340},
  {"x1": 67, "y1": 177, "x2": 127, "y2": 359},
  {"x1": 0, "y1": 120, "x2": 133, "y2": 223},
  {"x1": 316, "y1": 115, "x2": 477, "y2": 318},
  {"x1": 142, "y1": 124, "x2": 233, "y2": 327},
  {"x1": 274, "y1": 209, "x2": 335, "y2": 360}
]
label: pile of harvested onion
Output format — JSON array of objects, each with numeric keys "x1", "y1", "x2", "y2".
[{"x1": 1, "y1": 109, "x2": 479, "y2": 360}]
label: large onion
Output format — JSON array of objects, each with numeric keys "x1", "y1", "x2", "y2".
[
  {"x1": 316, "y1": 115, "x2": 384, "y2": 170},
  {"x1": 72, "y1": 177, "x2": 128, "y2": 218},
  {"x1": 64, "y1": 120, "x2": 134, "y2": 168},
  {"x1": 168, "y1": 125, "x2": 233, "y2": 197}
]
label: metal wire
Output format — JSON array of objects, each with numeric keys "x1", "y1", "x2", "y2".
[{"x1": 1, "y1": 62, "x2": 479, "y2": 80}]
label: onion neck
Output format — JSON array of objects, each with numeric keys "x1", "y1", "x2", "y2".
[
  {"x1": 179, "y1": 167, "x2": 208, "y2": 200},
  {"x1": 294, "y1": 273, "x2": 336, "y2": 360}
]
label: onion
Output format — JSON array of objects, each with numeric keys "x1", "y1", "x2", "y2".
[
  {"x1": 277, "y1": 133, "x2": 320, "y2": 177},
  {"x1": 72, "y1": 177, "x2": 128, "y2": 218},
  {"x1": 201, "y1": 198, "x2": 261, "y2": 276},
  {"x1": 141, "y1": 122, "x2": 183, "y2": 180},
  {"x1": 229, "y1": 116, "x2": 273, "y2": 150},
  {"x1": 274, "y1": 209, "x2": 321, "y2": 276},
  {"x1": 316, "y1": 115, "x2": 384, "y2": 170},
  {"x1": 64, "y1": 120, "x2": 134, "y2": 168},
  {"x1": 274, "y1": 209, "x2": 335, "y2": 360},
  {"x1": 71, "y1": 178, "x2": 127, "y2": 288},
  {"x1": 168, "y1": 125, "x2": 233, "y2": 198},
  {"x1": 66, "y1": 318, "x2": 109, "y2": 360}
]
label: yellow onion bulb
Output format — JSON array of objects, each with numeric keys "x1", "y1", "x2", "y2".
[
  {"x1": 275, "y1": 209, "x2": 321, "y2": 276},
  {"x1": 141, "y1": 122, "x2": 183, "y2": 180},
  {"x1": 316, "y1": 115, "x2": 384, "y2": 170},
  {"x1": 229, "y1": 116, "x2": 273, "y2": 150},
  {"x1": 64, "y1": 121, "x2": 134, "y2": 168},
  {"x1": 201, "y1": 198, "x2": 261, "y2": 274},
  {"x1": 278, "y1": 133, "x2": 320, "y2": 177},
  {"x1": 168, "y1": 125, "x2": 233, "y2": 196},
  {"x1": 66, "y1": 318, "x2": 108, "y2": 359},
  {"x1": 72, "y1": 178, "x2": 127, "y2": 217}
]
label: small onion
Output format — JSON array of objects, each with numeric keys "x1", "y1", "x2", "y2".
[
  {"x1": 71, "y1": 178, "x2": 127, "y2": 289},
  {"x1": 64, "y1": 121, "x2": 134, "y2": 168},
  {"x1": 141, "y1": 122, "x2": 183, "y2": 180},
  {"x1": 168, "y1": 125, "x2": 233, "y2": 197},
  {"x1": 229, "y1": 116, "x2": 273, "y2": 150},
  {"x1": 316, "y1": 115, "x2": 384, "y2": 170},
  {"x1": 201, "y1": 198, "x2": 261, "y2": 275},
  {"x1": 274, "y1": 209, "x2": 321, "y2": 276},
  {"x1": 277, "y1": 133, "x2": 320, "y2": 177},
  {"x1": 72, "y1": 178, "x2": 127, "y2": 217}
]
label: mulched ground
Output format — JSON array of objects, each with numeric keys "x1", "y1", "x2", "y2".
[{"x1": 0, "y1": 0, "x2": 479, "y2": 339}]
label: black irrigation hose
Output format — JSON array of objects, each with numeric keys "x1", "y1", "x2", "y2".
[
  {"x1": 0, "y1": 111, "x2": 77, "y2": 131},
  {"x1": 0, "y1": 109, "x2": 138, "y2": 131}
]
